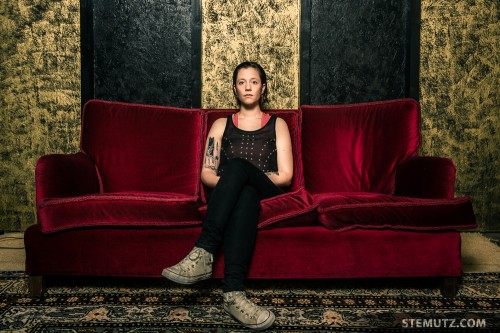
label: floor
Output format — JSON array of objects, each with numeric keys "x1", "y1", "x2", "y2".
[{"x1": 0, "y1": 232, "x2": 25, "y2": 271}]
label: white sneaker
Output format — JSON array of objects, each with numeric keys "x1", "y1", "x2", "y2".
[
  {"x1": 223, "y1": 291, "x2": 275, "y2": 330},
  {"x1": 162, "y1": 247, "x2": 213, "y2": 284}
]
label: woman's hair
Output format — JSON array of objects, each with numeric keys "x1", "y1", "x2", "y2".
[{"x1": 232, "y1": 61, "x2": 268, "y2": 107}]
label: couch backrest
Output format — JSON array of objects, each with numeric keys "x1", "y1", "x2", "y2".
[
  {"x1": 81, "y1": 100, "x2": 202, "y2": 195},
  {"x1": 301, "y1": 99, "x2": 420, "y2": 194},
  {"x1": 201, "y1": 109, "x2": 304, "y2": 202}
]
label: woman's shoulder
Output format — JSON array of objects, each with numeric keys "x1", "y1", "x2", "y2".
[
  {"x1": 213, "y1": 116, "x2": 228, "y2": 126},
  {"x1": 274, "y1": 116, "x2": 289, "y2": 129},
  {"x1": 208, "y1": 117, "x2": 228, "y2": 135}
]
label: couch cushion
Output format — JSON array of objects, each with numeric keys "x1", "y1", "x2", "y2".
[
  {"x1": 199, "y1": 187, "x2": 318, "y2": 229},
  {"x1": 38, "y1": 192, "x2": 202, "y2": 233},
  {"x1": 314, "y1": 192, "x2": 476, "y2": 231},
  {"x1": 301, "y1": 99, "x2": 421, "y2": 194},
  {"x1": 81, "y1": 100, "x2": 203, "y2": 196}
]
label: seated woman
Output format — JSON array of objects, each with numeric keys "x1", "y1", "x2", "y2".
[{"x1": 162, "y1": 61, "x2": 293, "y2": 330}]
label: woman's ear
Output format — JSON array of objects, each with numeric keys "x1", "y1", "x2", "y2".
[{"x1": 261, "y1": 83, "x2": 266, "y2": 94}]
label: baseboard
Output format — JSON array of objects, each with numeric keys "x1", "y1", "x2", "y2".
[{"x1": 482, "y1": 232, "x2": 500, "y2": 247}]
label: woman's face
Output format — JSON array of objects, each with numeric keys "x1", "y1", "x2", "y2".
[{"x1": 234, "y1": 67, "x2": 266, "y2": 107}]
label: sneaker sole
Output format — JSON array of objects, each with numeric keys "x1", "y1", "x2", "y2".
[
  {"x1": 224, "y1": 308, "x2": 275, "y2": 331},
  {"x1": 161, "y1": 268, "x2": 211, "y2": 285}
]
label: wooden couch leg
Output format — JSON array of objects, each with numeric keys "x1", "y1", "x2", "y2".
[
  {"x1": 29, "y1": 276, "x2": 44, "y2": 297},
  {"x1": 440, "y1": 277, "x2": 459, "y2": 297}
]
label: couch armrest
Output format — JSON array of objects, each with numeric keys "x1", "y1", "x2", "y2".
[
  {"x1": 36, "y1": 152, "x2": 100, "y2": 202},
  {"x1": 394, "y1": 156, "x2": 456, "y2": 199}
]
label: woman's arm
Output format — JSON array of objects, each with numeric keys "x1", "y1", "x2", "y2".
[
  {"x1": 201, "y1": 118, "x2": 226, "y2": 188},
  {"x1": 267, "y1": 117, "x2": 293, "y2": 187}
]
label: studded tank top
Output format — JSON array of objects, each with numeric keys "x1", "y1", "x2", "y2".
[{"x1": 217, "y1": 115, "x2": 278, "y2": 175}]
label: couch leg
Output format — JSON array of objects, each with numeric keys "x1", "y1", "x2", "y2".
[
  {"x1": 440, "y1": 277, "x2": 459, "y2": 297},
  {"x1": 28, "y1": 276, "x2": 44, "y2": 297}
]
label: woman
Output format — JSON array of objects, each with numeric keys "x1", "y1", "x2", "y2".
[{"x1": 162, "y1": 61, "x2": 293, "y2": 330}]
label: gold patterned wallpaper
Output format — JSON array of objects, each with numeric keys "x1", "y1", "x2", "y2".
[
  {"x1": 420, "y1": 0, "x2": 499, "y2": 230},
  {"x1": 201, "y1": 0, "x2": 300, "y2": 109},
  {"x1": 0, "y1": 0, "x2": 498, "y2": 231},
  {"x1": 0, "y1": 0, "x2": 81, "y2": 231}
]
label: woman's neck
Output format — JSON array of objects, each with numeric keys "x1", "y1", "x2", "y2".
[{"x1": 238, "y1": 104, "x2": 262, "y2": 119}]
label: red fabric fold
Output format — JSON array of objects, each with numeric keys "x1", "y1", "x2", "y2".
[
  {"x1": 199, "y1": 187, "x2": 318, "y2": 229},
  {"x1": 314, "y1": 192, "x2": 476, "y2": 231},
  {"x1": 38, "y1": 192, "x2": 202, "y2": 233}
]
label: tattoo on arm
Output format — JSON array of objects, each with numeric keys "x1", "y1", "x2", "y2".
[
  {"x1": 266, "y1": 171, "x2": 280, "y2": 176},
  {"x1": 203, "y1": 137, "x2": 219, "y2": 170}
]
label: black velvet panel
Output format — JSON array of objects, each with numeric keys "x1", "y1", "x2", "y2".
[
  {"x1": 93, "y1": 0, "x2": 196, "y2": 107},
  {"x1": 304, "y1": 0, "x2": 413, "y2": 105}
]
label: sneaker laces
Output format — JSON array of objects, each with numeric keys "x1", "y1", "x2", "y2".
[
  {"x1": 229, "y1": 292, "x2": 261, "y2": 320},
  {"x1": 177, "y1": 248, "x2": 207, "y2": 273}
]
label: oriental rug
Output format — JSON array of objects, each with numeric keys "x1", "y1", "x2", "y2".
[{"x1": 0, "y1": 272, "x2": 499, "y2": 332}]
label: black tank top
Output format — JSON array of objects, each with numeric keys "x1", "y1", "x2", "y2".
[{"x1": 218, "y1": 115, "x2": 278, "y2": 175}]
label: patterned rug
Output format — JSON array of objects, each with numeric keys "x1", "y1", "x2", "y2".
[{"x1": 0, "y1": 272, "x2": 499, "y2": 332}]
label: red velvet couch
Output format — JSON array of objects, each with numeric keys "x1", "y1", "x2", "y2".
[{"x1": 25, "y1": 98, "x2": 476, "y2": 297}]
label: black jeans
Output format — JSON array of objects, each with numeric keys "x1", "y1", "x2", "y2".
[{"x1": 196, "y1": 158, "x2": 284, "y2": 292}]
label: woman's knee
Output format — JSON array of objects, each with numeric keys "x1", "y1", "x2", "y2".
[
  {"x1": 231, "y1": 185, "x2": 261, "y2": 222},
  {"x1": 238, "y1": 185, "x2": 260, "y2": 207}
]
